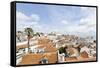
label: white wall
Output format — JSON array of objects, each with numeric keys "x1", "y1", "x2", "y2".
[{"x1": 0, "y1": 0, "x2": 99, "y2": 68}]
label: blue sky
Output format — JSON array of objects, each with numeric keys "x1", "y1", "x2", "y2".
[{"x1": 16, "y1": 3, "x2": 96, "y2": 38}]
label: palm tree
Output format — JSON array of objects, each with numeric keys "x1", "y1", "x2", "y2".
[{"x1": 24, "y1": 27, "x2": 33, "y2": 53}]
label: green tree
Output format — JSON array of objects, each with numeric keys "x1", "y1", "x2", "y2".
[
  {"x1": 24, "y1": 27, "x2": 34, "y2": 53},
  {"x1": 58, "y1": 47, "x2": 66, "y2": 54},
  {"x1": 35, "y1": 32, "x2": 40, "y2": 37}
]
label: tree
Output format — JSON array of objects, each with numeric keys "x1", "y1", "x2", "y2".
[
  {"x1": 58, "y1": 47, "x2": 66, "y2": 54},
  {"x1": 58, "y1": 46, "x2": 69, "y2": 57},
  {"x1": 24, "y1": 27, "x2": 34, "y2": 53},
  {"x1": 35, "y1": 32, "x2": 40, "y2": 37},
  {"x1": 16, "y1": 31, "x2": 23, "y2": 42}
]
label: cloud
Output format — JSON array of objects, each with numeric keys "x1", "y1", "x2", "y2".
[
  {"x1": 54, "y1": 7, "x2": 96, "y2": 37},
  {"x1": 79, "y1": 7, "x2": 96, "y2": 32},
  {"x1": 42, "y1": 6, "x2": 96, "y2": 37},
  {"x1": 17, "y1": 11, "x2": 31, "y2": 21},
  {"x1": 16, "y1": 11, "x2": 41, "y2": 32},
  {"x1": 16, "y1": 6, "x2": 96, "y2": 38},
  {"x1": 61, "y1": 20, "x2": 69, "y2": 25},
  {"x1": 70, "y1": 7, "x2": 96, "y2": 37},
  {"x1": 30, "y1": 14, "x2": 40, "y2": 22}
]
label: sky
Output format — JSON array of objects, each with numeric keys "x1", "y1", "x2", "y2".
[{"x1": 16, "y1": 3, "x2": 96, "y2": 38}]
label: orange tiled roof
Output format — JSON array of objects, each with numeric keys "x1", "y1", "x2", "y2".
[
  {"x1": 37, "y1": 37, "x2": 57, "y2": 52},
  {"x1": 17, "y1": 37, "x2": 58, "y2": 65},
  {"x1": 18, "y1": 52, "x2": 57, "y2": 65}
]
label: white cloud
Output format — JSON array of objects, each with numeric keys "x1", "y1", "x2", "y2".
[
  {"x1": 61, "y1": 20, "x2": 69, "y2": 25},
  {"x1": 17, "y1": 11, "x2": 30, "y2": 21},
  {"x1": 79, "y1": 7, "x2": 96, "y2": 32},
  {"x1": 30, "y1": 14, "x2": 40, "y2": 22},
  {"x1": 16, "y1": 6, "x2": 96, "y2": 37},
  {"x1": 69, "y1": 7, "x2": 96, "y2": 37},
  {"x1": 16, "y1": 11, "x2": 41, "y2": 32},
  {"x1": 80, "y1": 8, "x2": 96, "y2": 25},
  {"x1": 54, "y1": 7, "x2": 96, "y2": 37}
]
